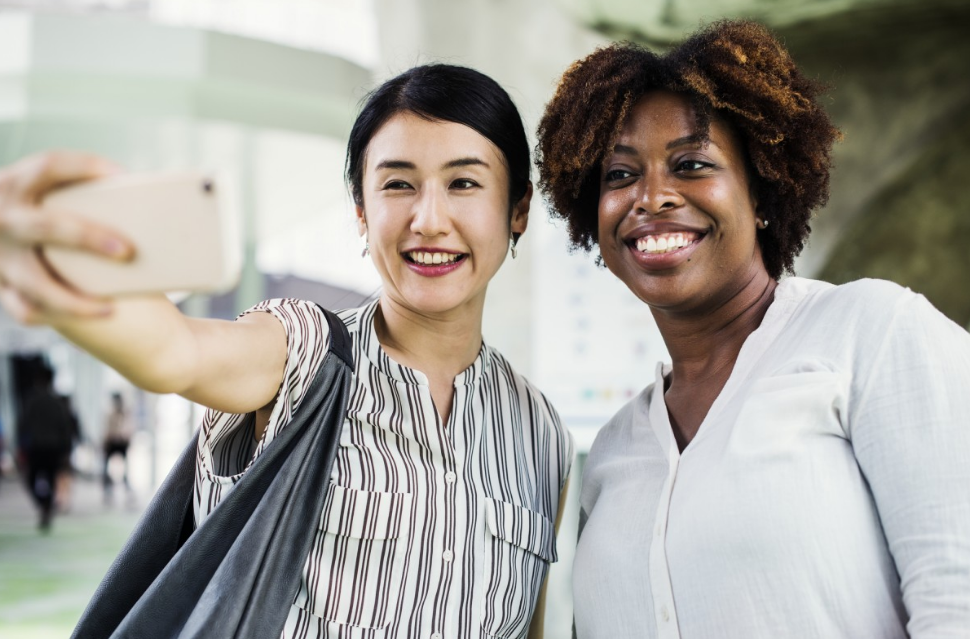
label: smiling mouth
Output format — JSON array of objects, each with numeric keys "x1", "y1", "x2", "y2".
[
  {"x1": 404, "y1": 250, "x2": 467, "y2": 265},
  {"x1": 631, "y1": 231, "x2": 703, "y2": 255}
]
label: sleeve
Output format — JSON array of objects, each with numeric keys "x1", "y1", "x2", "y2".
[
  {"x1": 848, "y1": 290, "x2": 970, "y2": 636},
  {"x1": 198, "y1": 298, "x2": 333, "y2": 481},
  {"x1": 539, "y1": 388, "x2": 574, "y2": 493}
]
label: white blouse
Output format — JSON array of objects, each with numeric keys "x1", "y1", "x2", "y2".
[
  {"x1": 194, "y1": 299, "x2": 573, "y2": 639},
  {"x1": 573, "y1": 277, "x2": 970, "y2": 639}
]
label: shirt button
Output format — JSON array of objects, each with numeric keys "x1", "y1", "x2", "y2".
[
  {"x1": 442, "y1": 550, "x2": 454, "y2": 562},
  {"x1": 444, "y1": 471, "x2": 457, "y2": 483},
  {"x1": 660, "y1": 605, "x2": 670, "y2": 622},
  {"x1": 431, "y1": 634, "x2": 442, "y2": 639},
  {"x1": 655, "y1": 525, "x2": 662, "y2": 538}
]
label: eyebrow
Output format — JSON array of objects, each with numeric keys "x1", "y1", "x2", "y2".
[
  {"x1": 612, "y1": 144, "x2": 639, "y2": 156},
  {"x1": 611, "y1": 134, "x2": 710, "y2": 157},
  {"x1": 373, "y1": 157, "x2": 490, "y2": 171},
  {"x1": 375, "y1": 159, "x2": 416, "y2": 171},
  {"x1": 666, "y1": 133, "x2": 708, "y2": 150},
  {"x1": 443, "y1": 157, "x2": 489, "y2": 170}
]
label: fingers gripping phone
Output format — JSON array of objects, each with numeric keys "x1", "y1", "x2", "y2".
[{"x1": 41, "y1": 172, "x2": 242, "y2": 297}]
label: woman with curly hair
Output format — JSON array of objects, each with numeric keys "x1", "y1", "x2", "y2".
[{"x1": 537, "y1": 20, "x2": 970, "y2": 638}]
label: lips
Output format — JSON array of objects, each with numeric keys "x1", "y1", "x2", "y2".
[
  {"x1": 403, "y1": 248, "x2": 467, "y2": 277},
  {"x1": 632, "y1": 231, "x2": 702, "y2": 254},
  {"x1": 624, "y1": 225, "x2": 707, "y2": 270},
  {"x1": 405, "y1": 250, "x2": 464, "y2": 265}
]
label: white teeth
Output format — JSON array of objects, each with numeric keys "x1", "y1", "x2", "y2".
[
  {"x1": 408, "y1": 251, "x2": 459, "y2": 265},
  {"x1": 635, "y1": 233, "x2": 697, "y2": 254}
]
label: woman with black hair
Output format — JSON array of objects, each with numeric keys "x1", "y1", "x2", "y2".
[
  {"x1": 0, "y1": 64, "x2": 570, "y2": 638},
  {"x1": 537, "y1": 20, "x2": 969, "y2": 639}
]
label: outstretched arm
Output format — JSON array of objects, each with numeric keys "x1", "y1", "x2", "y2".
[{"x1": 0, "y1": 152, "x2": 286, "y2": 415}]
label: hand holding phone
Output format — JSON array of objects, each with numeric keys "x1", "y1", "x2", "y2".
[{"x1": 40, "y1": 171, "x2": 242, "y2": 297}]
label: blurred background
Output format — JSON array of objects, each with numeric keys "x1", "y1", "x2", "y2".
[{"x1": 0, "y1": 0, "x2": 967, "y2": 637}]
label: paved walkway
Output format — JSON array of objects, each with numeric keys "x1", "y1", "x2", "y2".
[{"x1": 0, "y1": 473, "x2": 143, "y2": 638}]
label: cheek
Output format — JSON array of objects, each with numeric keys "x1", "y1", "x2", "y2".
[
  {"x1": 704, "y1": 183, "x2": 756, "y2": 234},
  {"x1": 462, "y1": 207, "x2": 512, "y2": 257},
  {"x1": 597, "y1": 192, "x2": 628, "y2": 252}
]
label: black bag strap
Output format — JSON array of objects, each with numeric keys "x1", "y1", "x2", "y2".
[
  {"x1": 320, "y1": 305, "x2": 354, "y2": 369},
  {"x1": 73, "y1": 307, "x2": 354, "y2": 639}
]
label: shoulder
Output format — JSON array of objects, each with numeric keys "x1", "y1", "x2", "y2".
[
  {"x1": 819, "y1": 277, "x2": 914, "y2": 307},
  {"x1": 487, "y1": 348, "x2": 558, "y2": 416},
  {"x1": 240, "y1": 297, "x2": 330, "y2": 331},
  {"x1": 335, "y1": 306, "x2": 359, "y2": 332},
  {"x1": 790, "y1": 277, "x2": 963, "y2": 336},
  {"x1": 786, "y1": 277, "x2": 910, "y2": 316},
  {"x1": 487, "y1": 347, "x2": 571, "y2": 446},
  {"x1": 781, "y1": 277, "x2": 928, "y2": 340},
  {"x1": 238, "y1": 298, "x2": 351, "y2": 379},
  {"x1": 586, "y1": 386, "x2": 651, "y2": 465},
  {"x1": 784, "y1": 279, "x2": 970, "y2": 405},
  {"x1": 240, "y1": 298, "x2": 368, "y2": 346},
  {"x1": 580, "y1": 385, "x2": 655, "y2": 511}
]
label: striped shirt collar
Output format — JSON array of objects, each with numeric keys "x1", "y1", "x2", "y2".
[{"x1": 355, "y1": 299, "x2": 491, "y2": 387}]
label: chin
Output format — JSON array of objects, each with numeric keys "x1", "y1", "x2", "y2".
[
  {"x1": 397, "y1": 286, "x2": 472, "y2": 316},
  {"x1": 616, "y1": 269, "x2": 698, "y2": 311}
]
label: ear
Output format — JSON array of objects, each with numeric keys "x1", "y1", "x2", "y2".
[
  {"x1": 747, "y1": 178, "x2": 760, "y2": 216},
  {"x1": 355, "y1": 203, "x2": 367, "y2": 236},
  {"x1": 510, "y1": 182, "x2": 532, "y2": 236}
]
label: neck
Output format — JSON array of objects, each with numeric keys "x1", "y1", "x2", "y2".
[
  {"x1": 653, "y1": 271, "x2": 778, "y2": 386},
  {"x1": 374, "y1": 294, "x2": 485, "y2": 381}
]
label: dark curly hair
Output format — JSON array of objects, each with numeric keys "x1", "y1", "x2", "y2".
[{"x1": 536, "y1": 20, "x2": 841, "y2": 279}]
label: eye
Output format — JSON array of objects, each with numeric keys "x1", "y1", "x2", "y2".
[
  {"x1": 450, "y1": 178, "x2": 479, "y2": 190},
  {"x1": 382, "y1": 180, "x2": 412, "y2": 191},
  {"x1": 604, "y1": 169, "x2": 636, "y2": 183},
  {"x1": 675, "y1": 159, "x2": 714, "y2": 173}
]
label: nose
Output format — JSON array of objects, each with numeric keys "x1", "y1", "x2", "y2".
[
  {"x1": 410, "y1": 184, "x2": 451, "y2": 237},
  {"x1": 636, "y1": 170, "x2": 684, "y2": 215}
]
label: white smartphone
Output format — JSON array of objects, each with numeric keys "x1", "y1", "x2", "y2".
[{"x1": 40, "y1": 171, "x2": 242, "y2": 297}]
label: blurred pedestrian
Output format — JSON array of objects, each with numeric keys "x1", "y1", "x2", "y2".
[
  {"x1": 55, "y1": 393, "x2": 82, "y2": 511},
  {"x1": 102, "y1": 392, "x2": 132, "y2": 503},
  {"x1": 16, "y1": 365, "x2": 75, "y2": 531}
]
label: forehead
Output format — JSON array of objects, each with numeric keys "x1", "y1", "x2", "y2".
[
  {"x1": 614, "y1": 91, "x2": 746, "y2": 160},
  {"x1": 619, "y1": 90, "x2": 698, "y2": 138},
  {"x1": 365, "y1": 112, "x2": 505, "y2": 169}
]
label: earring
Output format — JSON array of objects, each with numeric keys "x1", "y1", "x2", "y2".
[
  {"x1": 509, "y1": 235, "x2": 518, "y2": 259},
  {"x1": 756, "y1": 218, "x2": 769, "y2": 229},
  {"x1": 361, "y1": 232, "x2": 369, "y2": 258}
]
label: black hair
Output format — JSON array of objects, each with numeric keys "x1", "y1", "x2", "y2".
[{"x1": 346, "y1": 64, "x2": 531, "y2": 210}]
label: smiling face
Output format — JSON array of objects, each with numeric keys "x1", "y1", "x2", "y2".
[
  {"x1": 357, "y1": 112, "x2": 529, "y2": 318},
  {"x1": 598, "y1": 90, "x2": 768, "y2": 315}
]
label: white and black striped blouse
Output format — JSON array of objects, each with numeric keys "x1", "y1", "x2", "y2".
[{"x1": 195, "y1": 298, "x2": 573, "y2": 639}]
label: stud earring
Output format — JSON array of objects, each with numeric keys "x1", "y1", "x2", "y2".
[
  {"x1": 361, "y1": 232, "x2": 369, "y2": 258},
  {"x1": 756, "y1": 218, "x2": 769, "y2": 229}
]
